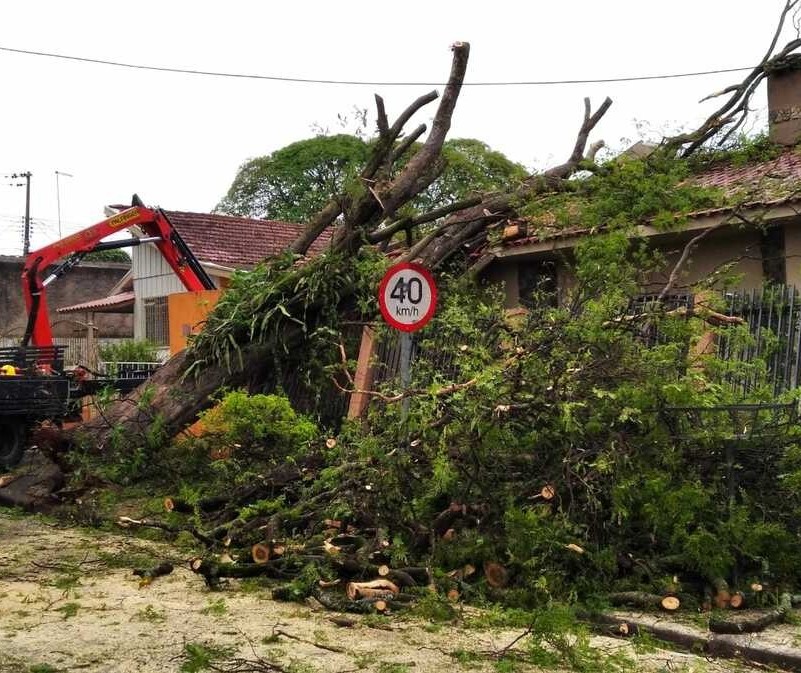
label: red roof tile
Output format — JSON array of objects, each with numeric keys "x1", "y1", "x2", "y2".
[
  {"x1": 162, "y1": 211, "x2": 332, "y2": 268},
  {"x1": 693, "y1": 147, "x2": 801, "y2": 200},
  {"x1": 57, "y1": 291, "x2": 135, "y2": 314}
]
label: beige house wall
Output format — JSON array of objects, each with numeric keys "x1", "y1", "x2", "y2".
[
  {"x1": 489, "y1": 215, "x2": 801, "y2": 307},
  {"x1": 784, "y1": 222, "x2": 801, "y2": 288},
  {"x1": 482, "y1": 263, "x2": 519, "y2": 308},
  {"x1": 641, "y1": 228, "x2": 765, "y2": 293}
]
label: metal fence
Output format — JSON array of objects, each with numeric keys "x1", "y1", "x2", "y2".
[
  {"x1": 715, "y1": 285, "x2": 801, "y2": 397},
  {"x1": 0, "y1": 336, "x2": 132, "y2": 368},
  {"x1": 371, "y1": 329, "x2": 466, "y2": 389}
]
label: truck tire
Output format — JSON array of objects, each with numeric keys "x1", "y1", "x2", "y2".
[{"x1": 0, "y1": 420, "x2": 26, "y2": 470}]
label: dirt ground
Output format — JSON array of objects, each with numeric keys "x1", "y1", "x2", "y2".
[{"x1": 0, "y1": 512, "x2": 792, "y2": 673}]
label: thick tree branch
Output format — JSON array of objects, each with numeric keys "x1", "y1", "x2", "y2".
[
  {"x1": 367, "y1": 195, "x2": 484, "y2": 244},
  {"x1": 377, "y1": 42, "x2": 471, "y2": 218},
  {"x1": 389, "y1": 124, "x2": 427, "y2": 165}
]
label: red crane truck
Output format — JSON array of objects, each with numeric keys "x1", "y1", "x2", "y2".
[{"x1": 0, "y1": 195, "x2": 215, "y2": 468}]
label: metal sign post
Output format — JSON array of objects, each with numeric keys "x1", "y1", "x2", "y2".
[{"x1": 378, "y1": 262, "x2": 438, "y2": 423}]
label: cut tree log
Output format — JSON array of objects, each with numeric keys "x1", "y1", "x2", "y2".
[
  {"x1": 189, "y1": 556, "x2": 298, "y2": 589},
  {"x1": 711, "y1": 577, "x2": 731, "y2": 609},
  {"x1": 132, "y1": 562, "x2": 174, "y2": 586},
  {"x1": 377, "y1": 565, "x2": 418, "y2": 588},
  {"x1": 345, "y1": 579, "x2": 399, "y2": 600},
  {"x1": 608, "y1": 592, "x2": 680, "y2": 611},
  {"x1": 483, "y1": 561, "x2": 509, "y2": 588},
  {"x1": 709, "y1": 593, "x2": 793, "y2": 634},
  {"x1": 252, "y1": 543, "x2": 271, "y2": 564},
  {"x1": 164, "y1": 495, "x2": 228, "y2": 514},
  {"x1": 587, "y1": 610, "x2": 801, "y2": 671}
]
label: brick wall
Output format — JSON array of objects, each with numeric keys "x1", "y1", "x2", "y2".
[{"x1": 0, "y1": 256, "x2": 133, "y2": 338}]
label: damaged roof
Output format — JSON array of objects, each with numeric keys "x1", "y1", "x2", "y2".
[{"x1": 497, "y1": 145, "x2": 801, "y2": 251}]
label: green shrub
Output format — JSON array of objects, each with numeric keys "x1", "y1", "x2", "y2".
[
  {"x1": 99, "y1": 339, "x2": 159, "y2": 363},
  {"x1": 198, "y1": 390, "x2": 317, "y2": 458}
]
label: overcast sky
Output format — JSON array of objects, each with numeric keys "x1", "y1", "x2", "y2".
[{"x1": 0, "y1": 0, "x2": 798, "y2": 255}]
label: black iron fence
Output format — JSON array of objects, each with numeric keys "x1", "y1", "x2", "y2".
[{"x1": 715, "y1": 285, "x2": 801, "y2": 397}]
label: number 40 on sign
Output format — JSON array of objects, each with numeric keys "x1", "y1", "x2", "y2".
[{"x1": 378, "y1": 262, "x2": 437, "y2": 332}]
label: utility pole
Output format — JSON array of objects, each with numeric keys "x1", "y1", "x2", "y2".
[
  {"x1": 23, "y1": 171, "x2": 31, "y2": 256},
  {"x1": 8, "y1": 172, "x2": 32, "y2": 255}
]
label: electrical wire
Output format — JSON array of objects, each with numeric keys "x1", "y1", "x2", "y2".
[{"x1": 0, "y1": 45, "x2": 756, "y2": 87}]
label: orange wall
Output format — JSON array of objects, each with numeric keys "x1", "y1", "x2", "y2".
[{"x1": 168, "y1": 289, "x2": 222, "y2": 354}]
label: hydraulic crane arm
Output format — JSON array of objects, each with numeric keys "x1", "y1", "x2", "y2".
[{"x1": 21, "y1": 194, "x2": 215, "y2": 349}]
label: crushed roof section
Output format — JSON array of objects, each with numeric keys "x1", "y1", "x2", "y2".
[
  {"x1": 57, "y1": 291, "x2": 135, "y2": 314},
  {"x1": 692, "y1": 147, "x2": 801, "y2": 201},
  {"x1": 497, "y1": 146, "x2": 801, "y2": 251},
  {"x1": 161, "y1": 211, "x2": 332, "y2": 268}
]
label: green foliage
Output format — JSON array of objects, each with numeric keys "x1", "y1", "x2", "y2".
[
  {"x1": 83, "y1": 249, "x2": 131, "y2": 263},
  {"x1": 200, "y1": 598, "x2": 227, "y2": 617},
  {"x1": 188, "y1": 249, "x2": 385, "y2": 381},
  {"x1": 55, "y1": 602, "x2": 80, "y2": 620},
  {"x1": 520, "y1": 150, "x2": 722, "y2": 244},
  {"x1": 216, "y1": 134, "x2": 525, "y2": 223},
  {"x1": 99, "y1": 339, "x2": 159, "y2": 364},
  {"x1": 180, "y1": 642, "x2": 235, "y2": 673},
  {"x1": 134, "y1": 604, "x2": 166, "y2": 622},
  {"x1": 198, "y1": 390, "x2": 316, "y2": 458},
  {"x1": 216, "y1": 134, "x2": 370, "y2": 221}
]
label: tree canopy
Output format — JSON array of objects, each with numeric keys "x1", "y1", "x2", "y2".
[
  {"x1": 216, "y1": 134, "x2": 370, "y2": 223},
  {"x1": 216, "y1": 134, "x2": 527, "y2": 223}
]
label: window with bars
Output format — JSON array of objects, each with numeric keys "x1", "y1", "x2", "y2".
[{"x1": 144, "y1": 296, "x2": 169, "y2": 347}]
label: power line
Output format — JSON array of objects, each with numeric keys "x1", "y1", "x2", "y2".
[{"x1": 0, "y1": 45, "x2": 756, "y2": 87}]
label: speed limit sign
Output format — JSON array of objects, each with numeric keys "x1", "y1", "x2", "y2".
[{"x1": 378, "y1": 262, "x2": 437, "y2": 332}]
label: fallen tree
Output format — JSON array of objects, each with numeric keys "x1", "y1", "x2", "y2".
[
  {"x1": 71, "y1": 1, "x2": 801, "y2": 452},
  {"x1": 68, "y1": 39, "x2": 615, "y2": 451},
  {"x1": 46, "y1": 0, "x2": 801, "y2": 633}
]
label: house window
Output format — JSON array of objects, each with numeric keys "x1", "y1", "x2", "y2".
[
  {"x1": 144, "y1": 296, "x2": 169, "y2": 347},
  {"x1": 760, "y1": 225, "x2": 786, "y2": 285},
  {"x1": 518, "y1": 261, "x2": 558, "y2": 308}
]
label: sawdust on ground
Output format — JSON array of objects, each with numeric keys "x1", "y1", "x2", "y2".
[{"x1": 0, "y1": 512, "x2": 782, "y2": 673}]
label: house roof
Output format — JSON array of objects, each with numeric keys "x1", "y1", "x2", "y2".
[
  {"x1": 162, "y1": 211, "x2": 332, "y2": 268},
  {"x1": 56, "y1": 291, "x2": 135, "y2": 314},
  {"x1": 496, "y1": 145, "x2": 801, "y2": 252}
]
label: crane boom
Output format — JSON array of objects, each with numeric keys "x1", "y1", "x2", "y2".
[{"x1": 21, "y1": 195, "x2": 215, "y2": 348}]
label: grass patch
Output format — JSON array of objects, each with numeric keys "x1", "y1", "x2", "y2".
[
  {"x1": 134, "y1": 604, "x2": 166, "y2": 623},
  {"x1": 55, "y1": 602, "x2": 80, "y2": 620},
  {"x1": 180, "y1": 642, "x2": 235, "y2": 673},
  {"x1": 200, "y1": 598, "x2": 227, "y2": 617}
]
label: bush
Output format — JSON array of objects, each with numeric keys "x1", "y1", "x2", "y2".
[
  {"x1": 99, "y1": 339, "x2": 159, "y2": 363},
  {"x1": 198, "y1": 390, "x2": 317, "y2": 459}
]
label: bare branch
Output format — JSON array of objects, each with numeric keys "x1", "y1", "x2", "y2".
[
  {"x1": 664, "y1": 2, "x2": 801, "y2": 156},
  {"x1": 657, "y1": 223, "x2": 728, "y2": 302},
  {"x1": 367, "y1": 195, "x2": 483, "y2": 244},
  {"x1": 378, "y1": 42, "x2": 471, "y2": 217},
  {"x1": 389, "y1": 124, "x2": 427, "y2": 165},
  {"x1": 374, "y1": 94, "x2": 389, "y2": 139},
  {"x1": 544, "y1": 97, "x2": 613, "y2": 179}
]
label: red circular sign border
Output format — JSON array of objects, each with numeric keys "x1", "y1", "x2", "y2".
[{"x1": 378, "y1": 262, "x2": 438, "y2": 333}]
